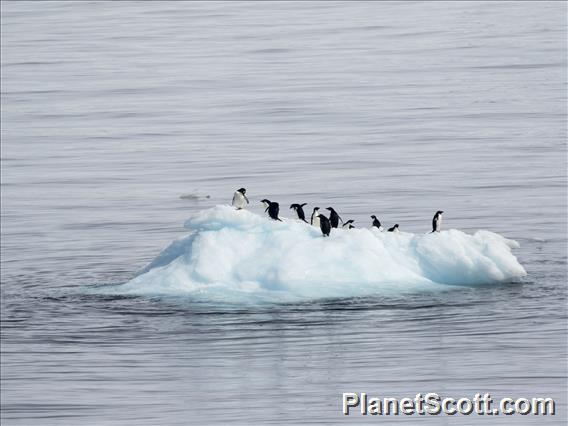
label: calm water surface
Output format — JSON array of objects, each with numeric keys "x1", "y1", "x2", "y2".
[{"x1": 1, "y1": 1, "x2": 566, "y2": 424}]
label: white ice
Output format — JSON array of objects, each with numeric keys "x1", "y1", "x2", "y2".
[{"x1": 116, "y1": 205, "x2": 527, "y2": 302}]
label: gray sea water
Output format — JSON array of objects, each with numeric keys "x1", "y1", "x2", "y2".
[{"x1": 1, "y1": 1, "x2": 566, "y2": 425}]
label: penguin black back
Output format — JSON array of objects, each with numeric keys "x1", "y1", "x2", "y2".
[
  {"x1": 318, "y1": 214, "x2": 331, "y2": 237},
  {"x1": 261, "y1": 199, "x2": 282, "y2": 221},
  {"x1": 290, "y1": 203, "x2": 308, "y2": 223},
  {"x1": 326, "y1": 207, "x2": 342, "y2": 228},
  {"x1": 371, "y1": 215, "x2": 382, "y2": 229},
  {"x1": 268, "y1": 202, "x2": 281, "y2": 221},
  {"x1": 342, "y1": 219, "x2": 355, "y2": 229}
]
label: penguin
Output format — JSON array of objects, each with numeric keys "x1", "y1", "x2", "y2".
[
  {"x1": 311, "y1": 207, "x2": 321, "y2": 228},
  {"x1": 342, "y1": 219, "x2": 355, "y2": 229},
  {"x1": 432, "y1": 210, "x2": 444, "y2": 233},
  {"x1": 232, "y1": 188, "x2": 249, "y2": 210},
  {"x1": 371, "y1": 215, "x2": 383, "y2": 231},
  {"x1": 387, "y1": 224, "x2": 399, "y2": 232},
  {"x1": 326, "y1": 207, "x2": 343, "y2": 228},
  {"x1": 290, "y1": 203, "x2": 308, "y2": 223},
  {"x1": 318, "y1": 214, "x2": 331, "y2": 237},
  {"x1": 261, "y1": 199, "x2": 282, "y2": 221}
]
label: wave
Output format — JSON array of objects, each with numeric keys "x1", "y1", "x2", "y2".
[{"x1": 111, "y1": 205, "x2": 527, "y2": 303}]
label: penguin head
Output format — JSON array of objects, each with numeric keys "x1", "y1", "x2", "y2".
[
  {"x1": 238, "y1": 188, "x2": 246, "y2": 194},
  {"x1": 260, "y1": 199, "x2": 271, "y2": 207},
  {"x1": 313, "y1": 207, "x2": 320, "y2": 212},
  {"x1": 370, "y1": 215, "x2": 377, "y2": 219},
  {"x1": 394, "y1": 224, "x2": 399, "y2": 228},
  {"x1": 326, "y1": 207, "x2": 335, "y2": 212},
  {"x1": 344, "y1": 220, "x2": 354, "y2": 225},
  {"x1": 290, "y1": 204, "x2": 297, "y2": 210},
  {"x1": 437, "y1": 210, "x2": 444, "y2": 215}
]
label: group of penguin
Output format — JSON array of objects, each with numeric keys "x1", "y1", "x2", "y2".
[{"x1": 232, "y1": 188, "x2": 444, "y2": 237}]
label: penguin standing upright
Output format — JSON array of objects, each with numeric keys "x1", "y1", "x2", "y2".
[
  {"x1": 290, "y1": 203, "x2": 308, "y2": 223},
  {"x1": 311, "y1": 207, "x2": 321, "y2": 228},
  {"x1": 326, "y1": 207, "x2": 343, "y2": 228},
  {"x1": 388, "y1": 224, "x2": 400, "y2": 232},
  {"x1": 371, "y1": 215, "x2": 383, "y2": 231},
  {"x1": 318, "y1": 214, "x2": 331, "y2": 237},
  {"x1": 261, "y1": 199, "x2": 282, "y2": 221},
  {"x1": 432, "y1": 210, "x2": 444, "y2": 232},
  {"x1": 232, "y1": 188, "x2": 249, "y2": 210}
]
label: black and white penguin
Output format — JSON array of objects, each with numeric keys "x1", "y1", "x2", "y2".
[
  {"x1": 342, "y1": 219, "x2": 355, "y2": 229},
  {"x1": 232, "y1": 188, "x2": 249, "y2": 210},
  {"x1": 290, "y1": 203, "x2": 308, "y2": 223},
  {"x1": 432, "y1": 210, "x2": 444, "y2": 233},
  {"x1": 388, "y1": 224, "x2": 399, "y2": 232},
  {"x1": 311, "y1": 207, "x2": 321, "y2": 228},
  {"x1": 318, "y1": 214, "x2": 331, "y2": 237},
  {"x1": 326, "y1": 207, "x2": 343, "y2": 228},
  {"x1": 371, "y1": 215, "x2": 383, "y2": 231},
  {"x1": 261, "y1": 199, "x2": 282, "y2": 221}
]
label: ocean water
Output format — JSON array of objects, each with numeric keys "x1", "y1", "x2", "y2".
[{"x1": 1, "y1": 1, "x2": 566, "y2": 425}]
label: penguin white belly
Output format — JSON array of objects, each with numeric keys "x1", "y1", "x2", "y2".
[
  {"x1": 232, "y1": 192, "x2": 247, "y2": 209},
  {"x1": 312, "y1": 216, "x2": 320, "y2": 228},
  {"x1": 436, "y1": 216, "x2": 442, "y2": 231}
]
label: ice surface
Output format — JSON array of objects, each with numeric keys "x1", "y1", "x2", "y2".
[{"x1": 115, "y1": 206, "x2": 527, "y2": 302}]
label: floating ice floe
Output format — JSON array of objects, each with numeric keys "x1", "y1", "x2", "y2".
[{"x1": 115, "y1": 205, "x2": 527, "y2": 302}]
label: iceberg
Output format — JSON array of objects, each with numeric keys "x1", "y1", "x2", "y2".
[{"x1": 115, "y1": 205, "x2": 527, "y2": 303}]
